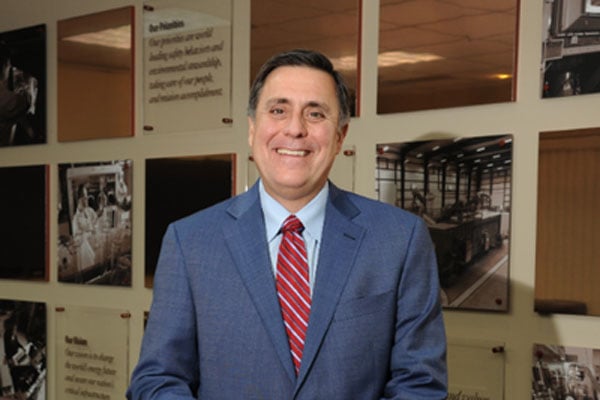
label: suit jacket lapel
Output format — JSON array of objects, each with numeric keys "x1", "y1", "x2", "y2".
[
  {"x1": 222, "y1": 187, "x2": 297, "y2": 383},
  {"x1": 295, "y1": 185, "x2": 366, "y2": 389}
]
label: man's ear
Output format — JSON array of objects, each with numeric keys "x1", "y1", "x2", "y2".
[
  {"x1": 337, "y1": 124, "x2": 349, "y2": 143},
  {"x1": 248, "y1": 116, "x2": 256, "y2": 147},
  {"x1": 334, "y1": 124, "x2": 349, "y2": 154}
]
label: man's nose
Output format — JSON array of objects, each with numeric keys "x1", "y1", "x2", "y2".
[{"x1": 284, "y1": 111, "x2": 308, "y2": 137}]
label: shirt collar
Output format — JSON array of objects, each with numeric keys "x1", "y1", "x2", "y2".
[{"x1": 259, "y1": 180, "x2": 328, "y2": 242}]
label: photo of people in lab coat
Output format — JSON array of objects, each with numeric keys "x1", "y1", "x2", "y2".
[{"x1": 58, "y1": 160, "x2": 132, "y2": 286}]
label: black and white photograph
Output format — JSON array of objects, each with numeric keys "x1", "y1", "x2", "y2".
[
  {"x1": 145, "y1": 154, "x2": 235, "y2": 287},
  {"x1": 0, "y1": 299, "x2": 46, "y2": 400},
  {"x1": 0, "y1": 24, "x2": 46, "y2": 147},
  {"x1": 541, "y1": 0, "x2": 600, "y2": 98},
  {"x1": 0, "y1": 165, "x2": 48, "y2": 281},
  {"x1": 58, "y1": 160, "x2": 132, "y2": 286},
  {"x1": 376, "y1": 135, "x2": 512, "y2": 311},
  {"x1": 533, "y1": 343, "x2": 600, "y2": 399}
]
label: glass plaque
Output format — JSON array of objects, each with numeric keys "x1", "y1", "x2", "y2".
[
  {"x1": 448, "y1": 338, "x2": 506, "y2": 400},
  {"x1": 143, "y1": 0, "x2": 232, "y2": 134},
  {"x1": 55, "y1": 305, "x2": 130, "y2": 400}
]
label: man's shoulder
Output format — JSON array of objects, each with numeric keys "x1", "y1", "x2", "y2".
[
  {"x1": 172, "y1": 188, "x2": 257, "y2": 229},
  {"x1": 332, "y1": 189, "x2": 426, "y2": 232},
  {"x1": 332, "y1": 186, "x2": 419, "y2": 223}
]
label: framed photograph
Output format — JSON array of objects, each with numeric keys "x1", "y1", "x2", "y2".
[
  {"x1": 58, "y1": 160, "x2": 132, "y2": 286},
  {"x1": 378, "y1": 1, "x2": 518, "y2": 113},
  {"x1": 376, "y1": 135, "x2": 513, "y2": 311},
  {"x1": 145, "y1": 154, "x2": 235, "y2": 287},
  {"x1": 535, "y1": 127, "x2": 600, "y2": 316},
  {"x1": 57, "y1": 7, "x2": 134, "y2": 141},
  {"x1": 541, "y1": 0, "x2": 600, "y2": 97},
  {"x1": 0, "y1": 165, "x2": 48, "y2": 281},
  {"x1": 0, "y1": 24, "x2": 46, "y2": 147},
  {"x1": 533, "y1": 343, "x2": 600, "y2": 398},
  {"x1": 0, "y1": 299, "x2": 46, "y2": 399}
]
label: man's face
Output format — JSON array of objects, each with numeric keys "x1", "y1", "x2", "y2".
[{"x1": 248, "y1": 65, "x2": 348, "y2": 211}]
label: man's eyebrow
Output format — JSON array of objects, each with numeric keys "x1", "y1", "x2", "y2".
[
  {"x1": 306, "y1": 100, "x2": 331, "y2": 113},
  {"x1": 263, "y1": 97, "x2": 332, "y2": 113},
  {"x1": 264, "y1": 97, "x2": 290, "y2": 107}
]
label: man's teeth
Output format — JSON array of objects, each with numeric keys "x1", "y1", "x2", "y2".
[{"x1": 277, "y1": 149, "x2": 307, "y2": 156}]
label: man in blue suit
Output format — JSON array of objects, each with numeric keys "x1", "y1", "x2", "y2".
[{"x1": 127, "y1": 49, "x2": 447, "y2": 399}]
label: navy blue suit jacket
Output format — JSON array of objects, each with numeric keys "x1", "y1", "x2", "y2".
[{"x1": 127, "y1": 182, "x2": 447, "y2": 399}]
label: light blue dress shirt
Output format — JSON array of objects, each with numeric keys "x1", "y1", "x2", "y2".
[{"x1": 258, "y1": 179, "x2": 327, "y2": 295}]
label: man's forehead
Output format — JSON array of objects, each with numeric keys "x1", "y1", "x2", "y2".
[{"x1": 259, "y1": 66, "x2": 338, "y2": 106}]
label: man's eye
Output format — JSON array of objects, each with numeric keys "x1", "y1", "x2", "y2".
[
  {"x1": 306, "y1": 110, "x2": 325, "y2": 120},
  {"x1": 270, "y1": 108, "x2": 285, "y2": 115}
]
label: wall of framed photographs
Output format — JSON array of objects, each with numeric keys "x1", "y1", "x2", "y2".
[{"x1": 1, "y1": 1, "x2": 600, "y2": 399}]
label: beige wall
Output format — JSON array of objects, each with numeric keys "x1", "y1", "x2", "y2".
[{"x1": 1, "y1": 1, "x2": 600, "y2": 399}]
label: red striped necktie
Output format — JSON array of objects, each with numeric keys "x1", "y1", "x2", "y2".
[{"x1": 276, "y1": 215, "x2": 311, "y2": 375}]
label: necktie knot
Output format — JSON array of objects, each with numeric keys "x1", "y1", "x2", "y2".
[{"x1": 281, "y1": 215, "x2": 304, "y2": 234}]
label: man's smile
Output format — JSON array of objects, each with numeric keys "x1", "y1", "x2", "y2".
[{"x1": 276, "y1": 148, "x2": 309, "y2": 156}]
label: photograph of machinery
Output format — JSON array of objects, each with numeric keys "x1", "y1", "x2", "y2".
[
  {"x1": 376, "y1": 135, "x2": 512, "y2": 311},
  {"x1": 533, "y1": 343, "x2": 600, "y2": 400},
  {"x1": 542, "y1": 0, "x2": 600, "y2": 97},
  {"x1": 0, "y1": 299, "x2": 46, "y2": 400},
  {"x1": 57, "y1": 160, "x2": 132, "y2": 286}
]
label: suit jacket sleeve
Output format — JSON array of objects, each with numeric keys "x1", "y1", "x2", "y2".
[
  {"x1": 127, "y1": 224, "x2": 199, "y2": 400},
  {"x1": 382, "y1": 217, "x2": 447, "y2": 399}
]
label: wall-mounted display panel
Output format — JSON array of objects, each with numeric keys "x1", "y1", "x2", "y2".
[
  {"x1": 145, "y1": 154, "x2": 235, "y2": 287},
  {"x1": 0, "y1": 165, "x2": 48, "y2": 281},
  {"x1": 533, "y1": 343, "x2": 600, "y2": 398},
  {"x1": 378, "y1": 0, "x2": 518, "y2": 113},
  {"x1": 142, "y1": 0, "x2": 232, "y2": 134},
  {"x1": 535, "y1": 128, "x2": 600, "y2": 316},
  {"x1": 57, "y1": 7, "x2": 134, "y2": 141},
  {"x1": 58, "y1": 160, "x2": 132, "y2": 286},
  {"x1": 376, "y1": 135, "x2": 513, "y2": 312},
  {"x1": 55, "y1": 305, "x2": 130, "y2": 400},
  {"x1": 0, "y1": 299, "x2": 46, "y2": 399},
  {"x1": 0, "y1": 24, "x2": 46, "y2": 147},
  {"x1": 448, "y1": 338, "x2": 505, "y2": 399},
  {"x1": 541, "y1": 0, "x2": 600, "y2": 97},
  {"x1": 250, "y1": 0, "x2": 360, "y2": 116}
]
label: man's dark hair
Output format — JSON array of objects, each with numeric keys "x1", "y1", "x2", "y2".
[{"x1": 247, "y1": 49, "x2": 351, "y2": 129}]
